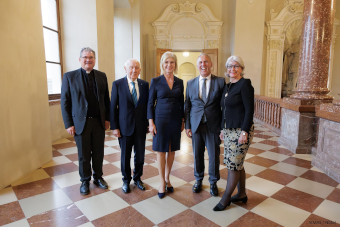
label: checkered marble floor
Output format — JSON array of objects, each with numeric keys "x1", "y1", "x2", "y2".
[{"x1": 0, "y1": 124, "x2": 340, "y2": 227}]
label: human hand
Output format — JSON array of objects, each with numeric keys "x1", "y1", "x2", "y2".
[
  {"x1": 186, "y1": 129, "x2": 192, "y2": 138},
  {"x1": 113, "y1": 129, "x2": 121, "y2": 138},
  {"x1": 105, "y1": 121, "x2": 110, "y2": 130},
  {"x1": 219, "y1": 130, "x2": 224, "y2": 140},
  {"x1": 238, "y1": 131, "x2": 248, "y2": 144},
  {"x1": 66, "y1": 126, "x2": 75, "y2": 136}
]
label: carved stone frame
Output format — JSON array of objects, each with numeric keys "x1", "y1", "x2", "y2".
[
  {"x1": 265, "y1": 0, "x2": 303, "y2": 98},
  {"x1": 152, "y1": 1, "x2": 223, "y2": 50}
]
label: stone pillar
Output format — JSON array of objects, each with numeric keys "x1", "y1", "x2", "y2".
[
  {"x1": 291, "y1": 0, "x2": 335, "y2": 100},
  {"x1": 279, "y1": 0, "x2": 336, "y2": 153}
]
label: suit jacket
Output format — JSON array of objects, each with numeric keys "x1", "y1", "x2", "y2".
[
  {"x1": 61, "y1": 68, "x2": 110, "y2": 135},
  {"x1": 221, "y1": 78, "x2": 254, "y2": 132},
  {"x1": 184, "y1": 74, "x2": 225, "y2": 133},
  {"x1": 110, "y1": 76, "x2": 149, "y2": 136}
]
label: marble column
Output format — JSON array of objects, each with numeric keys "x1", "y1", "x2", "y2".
[
  {"x1": 291, "y1": 0, "x2": 336, "y2": 100},
  {"x1": 279, "y1": 0, "x2": 336, "y2": 154}
]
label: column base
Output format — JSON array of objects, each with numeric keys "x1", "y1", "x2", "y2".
[
  {"x1": 278, "y1": 98, "x2": 333, "y2": 154},
  {"x1": 312, "y1": 102, "x2": 340, "y2": 183}
]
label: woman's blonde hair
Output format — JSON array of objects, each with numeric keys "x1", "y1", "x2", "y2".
[{"x1": 160, "y1": 51, "x2": 178, "y2": 75}]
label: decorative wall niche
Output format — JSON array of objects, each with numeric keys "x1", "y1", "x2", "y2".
[{"x1": 152, "y1": 1, "x2": 223, "y2": 50}]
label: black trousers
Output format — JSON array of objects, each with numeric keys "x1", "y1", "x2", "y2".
[
  {"x1": 74, "y1": 118, "x2": 105, "y2": 182},
  {"x1": 192, "y1": 123, "x2": 221, "y2": 184},
  {"x1": 118, "y1": 132, "x2": 146, "y2": 183}
]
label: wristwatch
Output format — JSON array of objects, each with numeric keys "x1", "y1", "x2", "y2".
[{"x1": 241, "y1": 131, "x2": 247, "y2": 136}]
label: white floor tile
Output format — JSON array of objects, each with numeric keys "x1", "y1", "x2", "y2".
[
  {"x1": 191, "y1": 196, "x2": 248, "y2": 226},
  {"x1": 251, "y1": 198, "x2": 310, "y2": 226},
  {"x1": 104, "y1": 140, "x2": 119, "y2": 147},
  {"x1": 42, "y1": 156, "x2": 72, "y2": 168},
  {"x1": 287, "y1": 177, "x2": 334, "y2": 199},
  {"x1": 244, "y1": 161, "x2": 266, "y2": 175},
  {"x1": 103, "y1": 172, "x2": 123, "y2": 190},
  {"x1": 252, "y1": 137, "x2": 266, "y2": 143},
  {"x1": 246, "y1": 176, "x2": 283, "y2": 197},
  {"x1": 249, "y1": 143, "x2": 275, "y2": 151},
  {"x1": 52, "y1": 171, "x2": 81, "y2": 188},
  {"x1": 293, "y1": 154, "x2": 312, "y2": 161},
  {"x1": 257, "y1": 151, "x2": 289, "y2": 162},
  {"x1": 57, "y1": 146, "x2": 78, "y2": 155},
  {"x1": 11, "y1": 169, "x2": 50, "y2": 186},
  {"x1": 103, "y1": 147, "x2": 119, "y2": 155},
  {"x1": 75, "y1": 191, "x2": 129, "y2": 221},
  {"x1": 19, "y1": 190, "x2": 72, "y2": 218},
  {"x1": 2, "y1": 219, "x2": 30, "y2": 227},
  {"x1": 132, "y1": 196, "x2": 187, "y2": 224},
  {"x1": 270, "y1": 162, "x2": 308, "y2": 176},
  {"x1": 0, "y1": 187, "x2": 18, "y2": 206},
  {"x1": 313, "y1": 200, "x2": 340, "y2": 224}
]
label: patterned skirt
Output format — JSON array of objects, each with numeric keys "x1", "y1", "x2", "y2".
[{"x1": 223, "y1": 125, "x2": 254, "y2": 171}]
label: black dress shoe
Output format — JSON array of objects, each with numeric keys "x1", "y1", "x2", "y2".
[
  {"x1": 210, "y1": 183, "x2": 218, "y2": 196},
  {"x1": 192, "y1": 180, "x2": 202, "y2": 193},
  {"x1": 213, "y1": 202, "x2": 230, "y2": 211},
  {"x1": 230, "y1": 195, "x2": 248, "y2": 203},
  {"x1": 122, "y1": 182, "x2": 130, "y2": 193},
  {"x1": 158, "y1": 192, "x2": 166, "y2": 199},
  {"x1": 93, "y1": 178, "x2": 108, "y2": 189},
  {"x1": 80, "y1": 181, "x2": 90, "y2": 195},
  {"x1": 134, "y1": 180, "x2": 145, "y2": 190},
  {"x1": 166, "y1": 183, "x2": 174, "y2": 193}
]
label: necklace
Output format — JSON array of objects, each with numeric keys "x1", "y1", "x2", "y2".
[{"x1": 225, "y1": 82, "x2": 233, "y2": 97}]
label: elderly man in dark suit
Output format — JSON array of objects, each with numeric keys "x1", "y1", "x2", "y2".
[
  {"x1": 184, "y1": 53, "x2": 225, "y2": 196},
  {"x1": 110, "y1": 59, "x2": 149, "y2": 193},
  {"x1": 61, "y1": 47, "x2": 110, "y2": 195}
]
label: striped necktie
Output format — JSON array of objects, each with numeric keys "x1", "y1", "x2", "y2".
[{"x1": 131, "y1": 81, "x2": 137, "y2": 106}]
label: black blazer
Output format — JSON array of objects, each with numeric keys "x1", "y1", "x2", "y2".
[
  {"x1": 110, "y1": 77, "x2": 149, "y2": 136},
  {"x1": 221, "y1": 78, "x2": 254, "y2": 132},
  {"x1": 184, "y1": 75, "x2": 225, "y2": 133},
  {"x1": 61, "y1": 68, "x2": 110, "y2": 135}
]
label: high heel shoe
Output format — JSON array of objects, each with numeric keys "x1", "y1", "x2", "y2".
[
  {"x1": 166, "y1": 183, "x2": 174, "y2": 193},
  {"x1": 230, "y1": 196, "x2": 248, "y2": 204},
  {"x1": 213, "y1": 202, "x2": 230, "y2": 211},
  {"x1": 158, "y1": 192, "x2": 166, "y2": 199}
]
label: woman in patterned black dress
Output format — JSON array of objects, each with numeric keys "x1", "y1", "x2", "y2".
[{"x1": 213, "y1": 55, "x2": 254, "y2": 211}]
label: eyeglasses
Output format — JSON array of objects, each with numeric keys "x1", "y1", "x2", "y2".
[
  {"x1": 227, "y1": 65, "x2": 241, "y2": 69},
  {"x1": 81, "y1": 56, "x2": 95, "y2": 60}
]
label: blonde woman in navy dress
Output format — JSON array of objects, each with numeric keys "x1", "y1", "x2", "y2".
[
  {"x1": 147, "y1": 52, "x2": 185, "y2": 199},
  {"x1": 213, "y1": 55, "x2": 254, "y2": 211}
]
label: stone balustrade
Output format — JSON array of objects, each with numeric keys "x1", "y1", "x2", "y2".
[{"x1": 254, "y1": 95, "x2": 283, "y2": 134}]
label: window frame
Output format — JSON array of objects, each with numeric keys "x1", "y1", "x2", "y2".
[{"x1": 42, "y1": 0, "x2": 63, "y2": 101}]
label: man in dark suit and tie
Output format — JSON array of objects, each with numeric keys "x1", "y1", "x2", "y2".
[
  {"x1": 110, "y1": 59, "x2": 149, "y2": 193},
  {"x1": 61, "y1": 47, "x2": 111, "y2": 195},
  {"x1": 184, "y1": 53, "x2": 225, "y2": 196}
]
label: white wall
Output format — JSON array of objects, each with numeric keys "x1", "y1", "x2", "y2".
[
  {"x1": 0, "y1": 0, "x2": 52, "y2": 188},
  {"x1": 233, "y1": 0, "x2": 266, "y2": 95},
  {"x1": 60, "y1": 0, "x2": 98, "y2": 72}
]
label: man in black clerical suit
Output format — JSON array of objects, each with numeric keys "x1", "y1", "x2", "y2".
[
  {"x1": 61, "y1": 47, "x2": 110, "y2": 195},
  {"x1": 110, "y1": 59, "x2": 149, "y2": 193}
]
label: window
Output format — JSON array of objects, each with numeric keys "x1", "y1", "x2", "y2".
[{"x1": 40, "y1": 0, "x2": 62, "y2": 100}]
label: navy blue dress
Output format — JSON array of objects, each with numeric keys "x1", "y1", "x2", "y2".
[{"x1": 147, "y1": 75, "x2": 184, "y2": 152}]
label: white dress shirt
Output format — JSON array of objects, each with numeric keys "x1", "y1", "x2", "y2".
[
  {"x1": 199, "y1": 74, "x2": 211, "y2": 99},
  {"x1": 126, "y1": 76, "x2": 139, "y2": 100}
]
